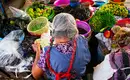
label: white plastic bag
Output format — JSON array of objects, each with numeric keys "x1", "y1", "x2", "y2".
[
  {"x1": 9, "y1": 6, "x2": 31, "y2": 20},
  {"x1": 0, "y1": 30, "x2": 33, "y2": 73},
  {"x1": 95, "y1": 33, "x2": 111, "y2": 51}
]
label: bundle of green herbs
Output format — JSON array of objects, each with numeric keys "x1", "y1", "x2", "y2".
[{"x1": 89, "y1": 10, "x2": 116, "y2": 32}]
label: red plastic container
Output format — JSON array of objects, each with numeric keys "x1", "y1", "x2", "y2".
[{"x1": 116, "y1": 18, "x2": 130, "y2": 27}]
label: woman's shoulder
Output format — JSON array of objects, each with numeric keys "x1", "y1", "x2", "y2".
[
  {"x1": 76, "y1": 35, "x2": 88, "y2": 41},
  {"x1": 76, "y1": 35, "x2": 86, "y2": 38}
]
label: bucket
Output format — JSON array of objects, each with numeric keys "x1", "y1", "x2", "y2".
[
  {"x1": 54, "y1": 0, "x2": 70, "y2": 7},
  {"x1": 76, "y1": 20, "x2": 91, "y2": 37},
  {"x1": 27, "y1": 17, "x2": 49, "y2": 36},
  {"x1": 116, "y1": 18, "x2": 130, "y2": 27}
]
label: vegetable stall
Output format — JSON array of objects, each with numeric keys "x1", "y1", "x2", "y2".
[{"x1": 0, "y1": 0, "x2": 129, "y2": 79}]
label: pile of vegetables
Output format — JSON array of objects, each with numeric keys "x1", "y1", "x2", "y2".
[
  {"x1": 0, "y1": 16, "x2": 29, "y2": 38},
  {"x1": 21, "y1": 34, "x2": 39, "y2": 55},
  {"x1": 31, "y1": 23, "x2": 44, "y2": 31},
  {"x1": 53, "y1": 5, "x2": 91, "y2": 21},
  {"x1": 64, "y1": 5, "x2": 91, "y2": 21},
  {"x1": 89, "y1": 10, "x2": 116, "y2": 33},
  {"x1": 53, "y1": 7, "x2": 64, "y2": 15},
  {"x1": 26, "y1": 2, "x2": 54, "y2": 20},
  {"x1": 99, "y1": 3, "x2": 128, "y2": 17}
]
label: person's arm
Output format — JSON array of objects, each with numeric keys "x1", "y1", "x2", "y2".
[
  {"x1": 32, "y1": 42, "x2": 44, "y2": 80},
  {"x1": 32, "y1": 64, "x2": 43, "y2": 80}
]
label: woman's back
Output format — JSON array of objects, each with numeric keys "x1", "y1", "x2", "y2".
[{"x1": 44, "y1": 35, "x2": 91, "y2": 79}]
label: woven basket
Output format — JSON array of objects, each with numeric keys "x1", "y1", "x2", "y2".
[{"x1": 27, "y1": 17, "x2": 49, "y2": 36}]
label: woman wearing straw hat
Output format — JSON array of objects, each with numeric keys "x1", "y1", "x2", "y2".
[{"x1": 32, "y1": 13, "x2": 91, "y2": 80}]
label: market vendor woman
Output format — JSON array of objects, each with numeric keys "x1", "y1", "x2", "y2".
[{"x1": 32, "y1": 13, "x2": 91, "y2": 80}]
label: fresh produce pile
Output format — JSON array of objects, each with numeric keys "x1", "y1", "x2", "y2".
[
  {"x1": 53, "y1": 5, "x2": 91, "y2": 21},
  {"x1": 53, "y1": 7, "x2": 64, "y2": 15},
  {"x1": 0, "y1": 18, "x2": 22, "y2": 38},
  {"x1": 89, "y1": 10, "x2": 116, "y2": 32},
  {"x1": 21, "y1": 34, "x2": 39, "y2": 55},
  {"x1": 31, "y1": 23, "x2": 44, "y2": 31},
  {"x1": 64, "y1": 5, "x2": 91, "y2": 21},
  {"x1": 99, "y1": 3, "x2": 128, "y2": 17},
  {"x1": 26, "y1": 2, "x2": 54, "y2": 20}
]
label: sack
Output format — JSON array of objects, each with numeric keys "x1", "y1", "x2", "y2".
[{"x1": 109, "y1": 49, "x2": 130, "y2": 80}]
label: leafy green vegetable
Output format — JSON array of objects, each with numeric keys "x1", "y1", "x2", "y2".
[
  {"x1": 31, "y1": 23, "x2": 43, "y2": 31},
  {"x1": 26, "y1": 2, "x2": 54, "y2": 20},
  {"x1": 89, "y1": 10, "x2": 116, "y2": 32}
]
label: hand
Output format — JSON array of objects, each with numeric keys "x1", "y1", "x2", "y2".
[{"x1": 32, "y1": 41, "x2": 41, "y2": 55}]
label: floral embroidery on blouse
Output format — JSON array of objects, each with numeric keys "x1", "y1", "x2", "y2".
[
  {"x1": 54, "y1": 41, "x2": 73, "y2": 54},
  {"x1": 37, "y1": 41, "x2": 73, "y2": 70},
  {"x1": 37, "y1": 50, "x2": 46, "y2": 71}
]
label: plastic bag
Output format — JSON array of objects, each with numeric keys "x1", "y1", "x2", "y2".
[
  {"x1": 0, "y1": 30, "x2": 33, "y2": 73},
  {"x1": 95, "y1": 33, "x2": 111, "y2": 55},
  {"x1": 36, "y1": 0, "x2": 50, "y2": 4},
  {"x1": 9, "y1": 6, "x2": 31, "y2": 20},
  {"x1": 36, "y1": 32, "x2": 51, "y2": 48},
  {"x1": 95, "y1": 33, "x2": 111, "y2": 50}
]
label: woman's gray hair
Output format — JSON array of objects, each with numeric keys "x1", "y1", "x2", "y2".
[{"x1": 52, "y1": 13, "x2": 78, "y2": 39}]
